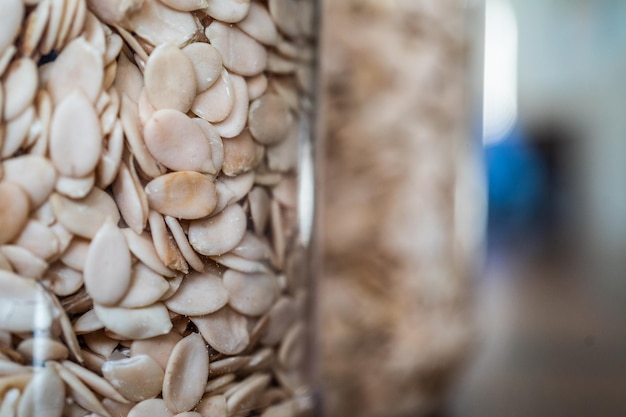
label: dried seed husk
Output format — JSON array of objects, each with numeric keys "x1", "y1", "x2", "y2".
[
  {"x1": 191, "y1": 69, "x2": 234, "y2": 124},
  {"x1": 94, "y1": 303, "x2": 173, "y2": 340},
  {"x1": 3, "y1": 58, "x2": 38, "y2": 121},
  {"x1": 223, "y1": 270, "x2": 279, "y2": 317},
  {"x1": 196, "y1": 394, "x2": 226, "y2": 417},
  {"x1": 163, "y1": 271, "x2": 228, "y2": 316},
  {"x1": 49, "y1": 90, "x2": 102, "y2": 177},
  {"x1": 127, "y1": 398, "x2": 174, "y2": 417},
  {"x1": 49, "y1": 361, "x2": 111, "y2": 417},
  {"x1": 17, "y1": 337, "x2": 69, "y2": 363},
  {"x1": 144, "y1": 43, "x2": 196, "y2": 112},
  {"x1": 84, "y1": 219, "x2": 132, "y2": 306},
  {"x1": 203, "y1": 0, "x2": 250, "y2": 24},
  {"x1": 191, "y1": 307, "x2": 249, "y2": 356},
  {"x1": 226, "y1": 373, "x2": 271, "y2": 416},
  {"x1": 102, "y1": 355, "x2": 164, "y2": 402},
  {"x1": 0, "y1": 245, "x2": 48, "y2": 279},
  {"x1": 182, "y1": 42, "x2": 222, "y2": 92},
  {"x1": 238, "y1": 2, "x2": 279, "y2": 46},
  {"x1": 0, "y1": 0, "x2": 23, "y2": 56},
  {"x1": 163, "y1": 333, "x2": 209, "y2": 413},
  {"x1": 145, "y1": 172, "x2": 217, "y2": 220},
  {"x1": 144, "y1": 109, "x2": 216, "y2": 174},
  {"x1": 113, "y1": 161, "x2": 148, "y2": 234},
  {"x1": 188, "y1": 204, "x2": 246, "y2": 256},
  {"x1": 164, "y1": 216, "x2": 205, "y2": 273},
  {"x1": 118, "y1": 262, "x2": 170, "y2": 309},
  {"x1": 0, "y1": 182, "x2": 30, "y2": 245},
  {"x1": 17, "y1": 365, "x2": 65, "y2": 417},
  {"x1": 121, "y1": 229, "x2": 176, "y2": 277},
  {"x1": 214, "y1": 74, "x2": 249, "y2": 139},
  {"x1": 130, "y1": 331, "x2": 182, "y2": 371}
]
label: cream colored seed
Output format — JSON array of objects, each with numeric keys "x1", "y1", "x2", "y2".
[
  {"x1": 102, "y1": 355, "x2": 164, "y2": 402},
  {"x1": 203, "y1": 0, "x2": 251, "y2": 24},
  {"x1": 182, "y1": 42, "x2": 223, "y2": 92},
  {"x1": 223, "y1": 270, "x2": 279, "y2": 317},
  {"x1": 192, "y1": 69, "x2": 235, "y2": 124},
  {"x1": 206, "y1": 21, "x2": 267, "y2": 77},
  {"x1": 144, "y1": 43, "x2": 196, "y2": 112},
  {"x1": 196, "y1": 394, "x2": 227, "y2": 417},
  {"x1": 0, "y1": 245, "x2": 48, "y2": 279},
  {"x1": 94, "y1": 303, "x2": 173, "y2": 340},
  {"x1": 191, "y1": 307, "x2": 249, "y2": 356},
  {"x1": 17, "y1": 365, "x2": 65, "y2": 417},
  {"x1": 238, "y1": 2, "x2": 280, "y2": 46},
  {"x1": 2, "y1": 105, "x2": 35, "y2": 158},
  {"x1": 164, "y1": 270, "x2": 229, "y2": 316},
  {"x1": 0, "y1": 182, "x2": 30, "y2": 245},
  {"x1": 148, "y1": 210, "x2": 188, "y2": 274},
  {"x1": 130, "y1": 331, "x2": 183, "y2": 371},
  {"x1": 118, "y1": 262, "x2": 170, "y2": 309},
  {"x1": 3, "y1": 58, "x2": 38, "y2": 121},
  {"x1": 145, "y1": 172, "x2": 218, "y2": 220},
  {"x1": 214, "y1": 73, "x2": 249, "y2": 138},
  {"x1": 188, "y1": 204, "x2": 247, "y2": 257},
  {"x1": 127, "y1": 398, "x2": 174, "y2": 417}
]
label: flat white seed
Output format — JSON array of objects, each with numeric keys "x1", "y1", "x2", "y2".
[
  {"x1": 237, "y1": 2, "x2": 279, "y2": 46},
  {"x1": 127, "y1": 399, "x2": 174, "y2": 417},
  {"x1": 192, "y1": 69, "x2": 234, "y2": 124},
  {"x1": 182, "y1": 43, "x2": 222, "y2": 92},
  {"x1": 100, "y1": 92, "x2": 120, "y2": 134},
  {"x1": 102, "y1": 355, "x2": 164, "y2": 402},
  {"x1": 248, "y1": 187, "x2": 271, "y2": 235},
  {"x1": 144, "y1": 43, "x2": 196, "y2": 112},
  {"x1": 50, "y1": 90, "x2": 102, "y2": 177},
  {"x1": 3, "y1": 58, "x2": 38, "y2": 121},
  {"x1": 115, "y1": 53, "x2": 143, "y2": 103},
  {"x1": 49, "y1": 222, "x2": 74, "y2": 255},
  {"x1": 188, "y1": 204, "x2": 246, "y2": 256},
  {"x1": 192, "y1": 118, "x2": 224, "y2": 173},
  {"x1": 17, "y1": 366, "x2": 65, "y2": 417},
  {"x1": 219, "y1": 171, "x2": 255, "y2": 205},
  {"x1": 0, "y1": 182, "x2": 30, "y2": 245},
  {"x1": 104, "y1": 32, "x2": 124, "y2": 65},
  {"x1": 204, "y1": 375, "x2": 235, "y2": 394},
  {"x1": 49, "y1": 362, "x2": 111, "y2": 417},
  {"x1": 73, "y1": 309, "x2": 105, "y2": 334},
  {"x1": 86, "y1": 0, "x2": 142, "y2": 25},
  {"x1": 148, "y1": 210, "x2": 188, "y2": 274},
  {"x1": 60, "y1": 238, "x2": 90, "y2": 271},
  {"x1": 231, "y1": 232, "x2": 271, "y2": 261},
  {"x1": 214, "y1": 74, "x2": 249, "y2": 138},
  {"x1": 83, "y1": 331, "x2": 118, "y2": 358},
  {"x1": 0, "y1": 360, "x2": 27, "y2": 376},
  {"x1": 47, "y1": 37, "x2": 104, "y2": 104},
  {"x1": 175, "y1": 412, "x2": 202, "y2": 417},
  {"x1": 0, "y1": 245, "x2": 48, "y2": 279},
  {"x1": 266, "y1": 123, "x2": 298, "y2": 172},
  {"x1": 205, "y1": 21, "x2": 266, "y2": 77},
  {"x1": 55, "y1": 0, "x2": 79, "y2": 50},
  {"x1": 2, "y1": 106, "x2": 35, "y2": 158},
  {"x1": 209, "y1": 357, "x2": 248, "y2": 377},
  {"x1": 163, "y1": 333, "x2": 209, "y2": 413},
  {"x1": 49, "y1": 189, "x2": 120, "y2": 239},
  {"x1": 144, "y1": 109, "x2": 216, "y2": 173},
  {"x1": 145, "y1": 172, "x2": 217, "y2": 220},
  {"x1": 203, "y1": 0, "x2": 250, "y2": 23},
  {"x1": 47, "y1": 262, "x2": 84, "y2": 297},
  {"x1": 84, "y1": 219, "x2": 132, "y2": 306},
  {"x1": 137, "y1": 88, "x2": 157, "y2": 125},
  {"x1": 163, "y1": 271, "x2": 228, "y2": 316},
  {"x1": 94, "y1": 303, "x2": 173, "y2": 340},
  {"x1": 160, "y1": 0, "x2": 208, "y2": 11},
  {"x1": 83, "y1": 11, "x2": 107, "y2": 56},
  {"x1": 246, "y1": 73, "x2": 268, "y2": 101},
  {"x1": 121, "y1": 0, "x2": 200, "y2": 47},
  {"x1": 30, "y1": 90, "x2": 52, "y2": 157},
  {"x1": 164, "y1": 216, "x2": 205, "y2": 273},
  {"x1": 226, "y1": 373, "x2": 271, "y2": 415},
  {"x1": 222, "y1": 130, "x2": 259, "y2": 176},
  {"x1": 260, "y1": 297, "x2": 297, "y2": 346},
  {"x1": 196, "y1": 394, "x2": 226, "y2": 417},
  {"x1": 210, "y1": 254, "x2": 270, "y2": 275},
  {"x1": 223, "y1": 270, "x2": 279, "y2": 317},
  {"x1": 68, "y1": 0, "x2": 88, "y2": 41},
  {"x1": 191, "y1": 307, "x2": 249, "y2": 355},
  {"x1": 113, "y1": 161, "x2": 148, "y2": 234},
  {"x1": 55, "y1": 174, "x2": 96, "y2": 199},
  {"x1": 17, "y1": 337, "x2": 69, "y2": 362},
  {"x1": 130, "y1": 331, "x2": 182, "y2": 371},
  {"x1": 213, "y1": 180, "x2": 236, "y2": 215},
  {"x1": 120, "y1": 94, "x2": 164, "y2": 178},
  {"x1": 62, "y1": 360, "x2": 129, "y2": 404},
  {"x1": 118, "y1": 262, "x2": 170, "y2": 309},
  {"x1": 121, "y1": 229, "x2": 176, "y2": 278},
  {"x1": 0, "y1": 253, "x2": 12, "y2": 272},
  {"x1": 248, "y1": 94, "x2": 293, "y2": 145},
  {"x1": 0, "y1": 0, "x2": 22, "y2": 57},
  {"x1": 39, "y1": 0, "x2": 64, "y2": 55},
  {"x1": 98, "y1": 120, "x2": 125, "y2": 189}
]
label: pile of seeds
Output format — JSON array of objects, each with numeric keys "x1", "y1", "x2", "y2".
[{"x1": 0, "y1": 0, "x2": 316, "y2": 416}]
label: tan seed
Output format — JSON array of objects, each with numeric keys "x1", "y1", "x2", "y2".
[
  {"x1": 163, "y1": 333, "x2": 209, "y2": 413},
  {"x1": 248, "y1": 94, "x2": 293, "y2": 145},
  {"x1": 210, "y1": 254, "x2": 270, "y2": 275},
  {"x1": 188, "y1": 204, "x2": 246, "y2": 257},
  {"x1": 87, "y1": 0, "x2": 143, "y2": 25},
  {"x1": 112, "y1": 161, "x2": 148, "y2": 234},
  {"x1": 237, "y1": 2, "x2": 280, "y2": 46},
  {"x1": 130, "y1": 331, "x2": 183, "y2": 371},
  {"x1": 205, "y1": 21, "x2": 266, "y2": 77},
  {"x1": 192, "y1": 69, "x2": 234, "y2": 124},
  {"x1": 148, "y1": 210, "x2": 188, "y2": 274},
  {"x1": 127, "y1": 398, "x2": 174, "y2": 417},
  {"x1": 266, "y1": 123, "x2": 298, "y2": 172},
  {"x1": 115, "y1": 53, "x2": 143, "y2": 103},
  {"x1": 192, "y1": 118, "x2": 224, "y2": 173},
  {"x1": 0, "y1": 0, "x2": 23, "y2": 57},
  {"x1": 160, "y1": 0, "x2": 208, "y2": 11},
  {"x1": 182, "y1": 43, "x2": 222, "y2": 92},
  {"x1": 0, "y1": 245, "x2": 48, "y2": 279},
  {"x1": 246, "y1": 73, "x2": 268, "y2": 101},
  {"x1": 191, "y1": 307, "x2": 249, "y2": 355},
  {"x1": 73, "y1": 309, "x2": 105, "y2": 335},
  {"x1": 50, "y1": 362, "x2": 111, "y2": 417},
  {"x1": 164, "y1": 271, "x2": 228, "y2": 316},
  {"x1": 102, "y1": 355, "x2": 164, "y2": 402},
  {"x1": 17, "y1": 365, "x2": 65, "y2": 417},
  {"x1": 3, "y1": 58, "x2": 38, "y2": 121},
  {"x1": 2, "y1": 106, "x2": 35, "y2": 158},
  {"x1": 223, "y1": 270, "x2": 279, "y2": 317},
  {"x1": 97, "y1": 120, "x2": 125, "y2": 189},
  {"x1": 49, "y1": 189, "x2": 120, "y2": 239},
  {"x1": 145, "y1": 172, "x2": 217, "y2": 220},
  {"x1": 222, "y1": 129, "x2": 259, "y2": 176},
  {"x1": 0, "y1": 182, "x2": 30, "y2": 245},
  {"x1": 214, "y1": 74, "x2": 249, "y2": 138},
  {"x1": 248, "y1": 187, "x2": 271, "y2": 235},
  {"x1": 118, "y1": 262, "x2": 170, "y2": 309},
  {"x1": 62, "y1": 360, "x2": 129, "y2": 404},
  {"x1": 121, "y1": 229, "x2": 176, "y2": 278},
  {"x1": 94, "y1": 303, "x2": 173, "y2": 340},
  {"x1": 203, "y1": 0, "x2": 251, "y2": 23},
  {"x1": 209, "y1": 356, "x2": 249, "y2": 377},
  {"x1": 60, "y1": 238, "x2": 90, "y2": 271},
  {"x1": 144, "y1": 43, "x2": 196, "y2": 112},
  {"x1": 2, "y1": 154, "x2": 56, "y2": 209},
  {"x1": 226, "y1": 373, "x2": 271, "y2": 416},
  {"x1": 164, "y1": 216, "x2": 205, "y2": 273},
  {"x1": 196, "y1": 394, "x2": 226, "y2": 417}
]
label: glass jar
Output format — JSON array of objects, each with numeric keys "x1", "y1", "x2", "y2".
[{"x1": 0, "y1": 1, "x2": 319, "y2": 416}]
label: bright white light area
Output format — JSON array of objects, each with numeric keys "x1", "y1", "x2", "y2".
[{"x1": 483, "y1": 0, "x2": 518, "y2": 145}]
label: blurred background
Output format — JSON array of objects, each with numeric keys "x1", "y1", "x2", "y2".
[{"x1": 318, "y1": 0, "x2": 626, "y2": 416}]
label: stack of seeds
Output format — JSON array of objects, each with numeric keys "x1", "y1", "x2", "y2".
[{"x1": 0, "y1": 0, "x2": 316, "y2": 416}]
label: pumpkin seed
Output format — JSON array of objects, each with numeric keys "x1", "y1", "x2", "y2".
[{"x1": 102, "y1": 355, "x2": 164, "y2": 402}]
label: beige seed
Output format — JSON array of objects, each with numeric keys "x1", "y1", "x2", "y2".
[
  {"x1": 182, "y1": 43, "x2": 222, "y2": 92},
  {"x1": 50, "y1": 189, "x2": 120, "y2": 239},
  {"x1": 0, "y1": 253, "x2": 12, "y2": 272},
  {"x1": 55, "y1": 175, "x2": 96, "y2": 199},
  {"x1": 103, "y1": 398, "x2": 138, "y2": 417},
  {"x1": 277, "y1": 321, "x2": 305, "y2": 369},
  {"x1": 203, "y1": 0, "x2": 251, "y2": 23},
  {"x1": 50, "y1": 90, "x2": 102, "y2": 177},
  {"x1": 222, "y1": 130, "x2": 260, "y2": 176},
  {"x1": 83, "y1": 331, "x2": 118, "y2": 358},
  {"x1": 160, "y1": 0, "x2": 208, "y2": 11},
  {"x1": 191, "y1": 307, "x2": 249, "y2": 355},
  {"x1": 192, "y1": 69, "x2": 235, "y2": 124},
  {"x1": 148, "y1": 210, "x2": 188, "y2": 274},
  {"x1": 268, "y1": 0, "x2": 303, "y2": 39},
  {"x1": 73, "y1": 309, "x2": 105, "y2": 335},
  {"x1": 97, "y1": 120, "x2": 125, "y2": 189},
  {"x1": 192, "y1": 118, "x2": 224, "y2": 173},
  {"x1": 0, "y1": 389, "x2": 20, "y2": 416},
  {"x1": 0, "y1": 361, "x2": 26, "y2": 376},
  {"x1": 266, "y1": 123, "x2": 298, "y2": 172},
  {"x1": 118, "y1": 262, "x2": 170, "y2": 309},
  {"x1": 266, "y1": 51, "x2": 298, "y2": 74},
  {"x1": 68, "y1": 0, "x2": 88, "y2": 41},
  {"x1": 163, "y1": 333, "x2": 209, "y2": 413},
  {"x1": 188, "y1": 204, "x2": 246, "y2": 256},
  {"x1": 0, "y1": 374, "x2": 32, "y2": 399},
  {"x1": 30, "y1": 90, "x2": 52, "y2": 157},
  {"x1": 260, "y1": 401, "x2": 297, "y2": 417},
  {"x1": 223, "y1": 270, "x2": 279, "y2": 317},
  {"x1": 46, "y1": 37, "x2": 104, "y2": 104},
  {"x1": 17, "y1": 337, "x2": 69, "y2": 363},
  {"x1": 55, "y1": 0, "x2": 80, "y2": 51},
  {"x1": 3, "y1": 58, "x2": 38, "y2": 121},
  {"x1": 87, "y1": 0, "x2": 143, "y2": 25},
  {"x1": 206, "y1": 21, "x2": 266, "y2": 77},
  {"x1": 84, "y1": 219, "x2": 132, "y2": 306},
  {"x1": 204, "y1": 375, "x2": 235, "y2": 395},
  {"x1": 226, "y1": 373, "x2": 271, "y2": 416},
  {"x1": 145, "y1": 172, "x2": 217, "y2": 220},
  {"x1": 242, "y1": 347, "x2": 274, "y2": 374},
  {"x1": 0, "y1": 0, "x2": 23, "y2": 57},
  {"x1": 104, "y1": 31, "x2": 124, "y2": 65},
  {"x1": 47, "y1": 263, "x2": 84, "y2": 296},
  {"x1": 164, "y1": 271, "x2": 228, "y2": 316},
  {"x1": 260, "y1": 297, "x2": 297, "y2": 346},
  {"x1": 82, "y1": 11, "x2": 107, "y2": 56},
  {"x1": 39, "y1": 0, "x2": 64, "y2": 55},
  {"x1": 238, "y1": 2, "x2": 280, "y2": 46},
  {"x1": 214, "y1": 74, "x2": 249, "y2": 139},
  {"x1": 115, "y1": 54, "x2": 144, "y2": 103},
  {"x1": 248, "y1": 94, "x2": 293, "y2": 145},
  {"x1": 144, "y1": 109, "x2": 216, "y2": 174},
  {"x1": 219, "y1": 171, "x2": 255, "y2": 207},
  {"x1": 209, "y1": 356, "x2": 248, "y2": 377},
  {"x1": 0, "y1": 245, "x2": 48, "y2": 279},
  {"x1": 102, "y1": 355, "x2": 164, "y2": 402},
  {"x1": 164, "y1": 216, "x2": 205, "y2": 273},
  {"x1": 176, "y1": 413, "x2": 202, "y2": 417},
  {"x1": 49, "y1": 222, "x2": 74, "y2": 255},
  {"x1": 60, "y1": 238, "x2": 90, "y2": 271},
  {"x1": 138, "y1": 88, "x2": 157, "y2": 125},
  {"x1": 49, "y1": 362, "x2": 111, "y2": 417},
  {"x1": 248, "y1": 187, "x2": 271, "y2": 235},
  {"x1": 210, "y1": 254, "x2": 270, "y2": 275},
  {"x1": 196, "y1": 394, "x2": 226, "y2": 417},
  {"x1": 0, "y1": 182, "x2": 30, "y2": 245},
  {"x1": 231, "y1": 232, "x2": 271, "y2": 261},
  {"x1": 121, "y1": 229, "x2": 176, "y2": 278},
  {"x1": 127, "y1": 399, "x2": 174, "y2": 417},
  {"x1": 94, "y1": 303, "x2": 173, "y2": 340},
  {"x1": 17, "y1": 365, "x2": 65, "y2": 417},
  {"x1": 112, "y1": 161, "x2": 148, "y2": 234},
  {"x1": 130, "y1": 331, "x2": 183, "y2": 371},
  {"x1": 246, "y1": 73, "x2": 268, "y2": 101},
  {"x1": 2, "y1": 106, "x2": 35, "y2": 158},
  {"x1": 62, "y1": 360, "x2": 129, "y2": 404},
  {"x1": 144, "y1": 43, "x2": 196, "y2": 112}
]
